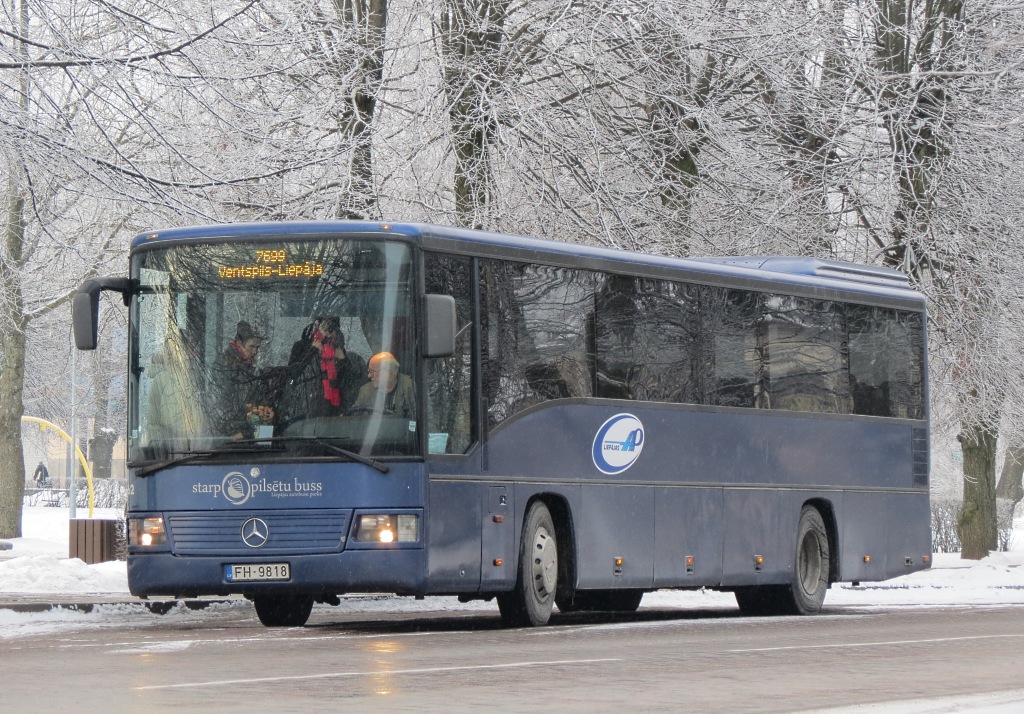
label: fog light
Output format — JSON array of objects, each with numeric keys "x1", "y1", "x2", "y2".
[
  {"x1": 355, "y1": 514, "x2": 419, "y2": 543},
  {"x1": 128, "y1": 517, "x2": 166, "y2": 546}
]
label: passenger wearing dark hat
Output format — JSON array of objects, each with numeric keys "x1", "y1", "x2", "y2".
[
  {"x1": 210, "y1": 321, "x2": 274, "y2": 438},
  {"x1": 233, "y1": 321, "x2": 263, "y2": 361}
]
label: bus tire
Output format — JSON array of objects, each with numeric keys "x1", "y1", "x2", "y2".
[
  {"x1": 734, "y1": 506, "x2": 830, "y2": 616},
  {"x1": 790, "y1": 505, "x2": 830, "y2": 614},
  {"x1": 253, "y1": 594, "x2": 314, "y2": 627},
  {"x1": 498, "y1": 502, "x2": 558, "y2": 627}
]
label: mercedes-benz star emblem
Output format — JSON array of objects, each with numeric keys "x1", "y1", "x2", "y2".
[{"x1": 241, "y1": 517, "x2": 269, "y2": 548}]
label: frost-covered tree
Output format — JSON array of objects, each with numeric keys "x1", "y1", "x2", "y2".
[
  {"x1": 4, "y1": 0, "x2": 1024, "y2": 558},
  {"x1": 855, "y1": 0, "x2": 1024, "y2": 559},
  {"x1": 1, "y1": 0, "x2": 398, "y2": 536},
  {"x1": 0, "y1": 0, "x2": 142, "y2": 537}
]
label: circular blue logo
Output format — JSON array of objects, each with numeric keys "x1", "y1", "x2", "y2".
[
  {"x1": 592, "y1": 413, "x2": 645, "y2": 474},
  {"x1": 222, "y1": 471, "x2": 251, "y2": 506}
]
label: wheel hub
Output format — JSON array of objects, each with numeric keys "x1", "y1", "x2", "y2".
[{"x1": 531, "y1": 527, "x2": 557, "y2": 597}]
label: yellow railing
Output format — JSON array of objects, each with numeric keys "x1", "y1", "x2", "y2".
[{"x1": 21, "y1": 416, "x2": 94, "y2": 517}]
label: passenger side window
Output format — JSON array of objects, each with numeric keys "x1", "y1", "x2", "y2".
[
  {"x1": 763, "y1": 295, "x2": 848, "y2": 413},
  {"x1": 425, "y1": 253, "x2": 474, "y2": 453},
  {"x1": 593, "y1": 277, "x2": 700, "y2": 403},
  {"x1": 848, "y1": 305, "x2": 924, "y2": 419},
  {"x1": 704, "y1": 288, "x2": 764, "y2": 408},
  {"x1": 481, "y1": 260, "x2": 594, "y2": 430}
]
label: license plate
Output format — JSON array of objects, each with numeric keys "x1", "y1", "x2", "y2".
[{"x1": 225, "y1": 563, "x2": 290, "y2": 582}]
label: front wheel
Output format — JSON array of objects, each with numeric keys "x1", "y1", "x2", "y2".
[
  {"x1": 498, "y1": 502, "x2": 558, "y2": 627},
  {"x1": 253, "y1": 594, "x2": 314, "y2": 627}
]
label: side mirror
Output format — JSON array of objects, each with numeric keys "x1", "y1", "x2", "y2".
[
  {"x1": 72, "y1": 277, "x2": 133, "y2": 350},
  {"x1": 423, "y1": 294, "x2": 456, "y2": 358}
]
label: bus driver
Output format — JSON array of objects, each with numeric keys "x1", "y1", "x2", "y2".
[{"x1": 351, "y1": 351, "x2": 415, "y2": 418}]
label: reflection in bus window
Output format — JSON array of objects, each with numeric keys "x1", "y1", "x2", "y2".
[
  {"x1": 763, "y1": 295, "x2": 848, "y2": 414},
  {"x1": 132, "y1": 239, "x2": 417, "y2": 461},
  {"x1": 482, "y1": 260, "x2": 594, "y2": 429},
  {"x1": 425, "y1": 253, "x2": 474, "y2": 453}
]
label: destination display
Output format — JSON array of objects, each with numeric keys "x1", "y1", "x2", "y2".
[{"x1": 217, "y1": 249, "x2": 324, "y2": 280}]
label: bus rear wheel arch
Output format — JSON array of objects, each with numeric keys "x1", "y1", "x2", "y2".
[
  {"x1": 498, "y1": 500, "x2": 558, "y2": 627},
  {"x1": 734, "y1": 504, "x2": 831, "y2": 616}
]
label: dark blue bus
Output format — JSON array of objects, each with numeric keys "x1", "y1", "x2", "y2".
[{"x1": 74, "y1": 221, "x2": 930, "y2": 627}]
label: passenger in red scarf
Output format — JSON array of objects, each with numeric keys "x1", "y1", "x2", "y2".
[
  {"x1": 312, "y1": 324, "x2": 342, "y2": 407},
  {"x1": 279, "y1": 317, "x2": 365, "y2": 424}
]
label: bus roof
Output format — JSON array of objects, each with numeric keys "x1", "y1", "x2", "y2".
[{"x1": 130, "y1": 221, "x2": 923, "y2": 308}]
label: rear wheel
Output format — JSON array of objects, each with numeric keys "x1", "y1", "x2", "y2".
[
  {"x1": 498, "y1": 502, "x2": 558, "y2": 627},
  {"x1": 734, "y1": 506, "x2": 830, "y2": 616},
  {"x1": 253, "y1": 594, "x2": 314, "y2": 627},
  {"x1": 791, "y1": 506, "x2": 830, "y2": 614}
]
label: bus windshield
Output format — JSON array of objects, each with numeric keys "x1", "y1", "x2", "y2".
[{"x1": 128, "y1": 238, "x2": 419, "y2": 464}]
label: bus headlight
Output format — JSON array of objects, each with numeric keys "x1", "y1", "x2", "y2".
[
  {"x1": 128, "y1": 517, "x2": 167, "y2": 546},
  {"x1": 354, "y1": 514, "x2": 419, "y2": 543}
]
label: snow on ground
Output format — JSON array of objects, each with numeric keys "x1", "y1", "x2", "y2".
[
  {"x1": 4, "y1": 507, "x2": 1023, "y2": 711},
  {"x1": 4, "y1": 506, "x2": 1024, "y2": 604},
  {"x1": 0, "y1": 507, "x2": 129, "y2": 594},
  {"x1": 2, "y1": 506, "x2": 1024, "y2": 640}
]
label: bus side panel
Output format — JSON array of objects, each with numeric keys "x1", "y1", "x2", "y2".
[
  {"x1": 425, "y1": 479, "x2": 482, "y2": 592},
  {"x1": 837, "y1": 490, "x2": 930, "y2": 582},
  {"x1": 653, "y1": 486, "x2": 724, "y2": 588},
  {"x1": 838, "y1": 491, "x2": 891, "y2": 582},
  {"x1": 486, "y1": 405, "x2": 916, "y2": 492},
  {"x1": 575, "y1": 485, "x2": 655, "y2": 589},
  {"x1": 480, "y1": 484, "x2": 516, "y2": 591},
  {"x1": 758, "y1": 418, "x2": 912, "y2": 490},
  {"x1": 720, "y1": 488, "x2": 795, "y2": 586},
  {"x1": 887, "y1": 491, "x2": 932, "y2": 576}
]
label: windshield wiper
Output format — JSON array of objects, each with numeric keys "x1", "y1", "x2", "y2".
[
  {"x1": 133, "y1": 450, "x2": 215, "y2": 478},
  {"x1": 232, "y1": 436, "x2": 390, "y2": 473},
  {"x1": 131, "y1": 444, "x2": 285, "y2": 478},
  {"x1": 132, "y1": 437, "x2": 390, "y2": 477}
]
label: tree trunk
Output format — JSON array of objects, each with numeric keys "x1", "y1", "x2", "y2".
[
  {"x1": 331, "y1": 0, "x2": 387, "y2": 220},
  {"x1": 995, "y1": 444, "x2": 1024, "y2": 507},
  {"x1": 0, "y1": 314, "x2": 27, "y2": 539},
  {"x1": 90, "y1": 431, "x2": 117, "y2": 481},
  {"x1": 441, "y1": 0, "x2": 507, "y2": 228},
  {"x1": 958, "y1": 422, "x2": 998, "y2": 560},
  {"x1": 87, "y1": 351, "x2": 115, "y2": 480},
  {"x1": 0, "y1": 0, "x2": 32, "y2": 539}
]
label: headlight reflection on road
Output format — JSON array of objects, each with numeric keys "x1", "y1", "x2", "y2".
[{"x1": 366, "y1": 640, "x2": 403, "y2": 696}]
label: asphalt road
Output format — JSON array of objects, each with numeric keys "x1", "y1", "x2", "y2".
[{"x1": 4, "y1": 603, "x2": 1023, "y2": 713}]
